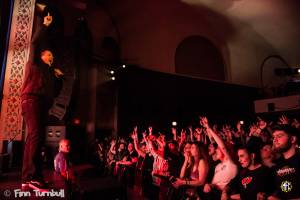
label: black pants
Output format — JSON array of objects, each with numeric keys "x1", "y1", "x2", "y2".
[{"x1": 21, "y1": 98, "x2": 48, "y2": 182}]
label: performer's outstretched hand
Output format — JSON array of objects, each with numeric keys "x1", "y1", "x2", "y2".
[
  {"x1": 54, "y1": 68, "x2": 64, "y2": 78},
  {"x1": 43, "y1": 12, "x2": 53, "y2": 26}
]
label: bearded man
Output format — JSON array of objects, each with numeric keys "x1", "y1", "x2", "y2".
[{"x1": 268, "y1": 125, "x2": 300, "y2": 200}]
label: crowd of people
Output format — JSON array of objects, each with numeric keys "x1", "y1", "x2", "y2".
[{"x1": 92, "y1": 115, "x2": 300, "y2": 200}]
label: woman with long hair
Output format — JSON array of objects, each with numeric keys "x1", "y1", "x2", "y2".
[{"x1": 172, "y1": 142, "x2": 209, "y2": 199}]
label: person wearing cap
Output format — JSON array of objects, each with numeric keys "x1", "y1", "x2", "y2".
[
  {"x1": 260, "y1": 142, "x2": 277, "y2": 168},
  {"x1": 267, "y1": 125, "x2": 300, "y2": 200},
  {"x1": 21, "y1": 11, "x2": 64, "y2": 191}
]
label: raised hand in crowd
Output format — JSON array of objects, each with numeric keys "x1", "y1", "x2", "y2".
[
  {"x1": 133, "y1": 126, "x2": 138, "y2": 134},
  {"x1": 148, "y1": 126, "x2": 153, "y2": 135},
  {"x1": 249, "y1": 124, "x2": 258, "y2": 137},
  {"x1": 110, "y1": 139, "x2": 116, "y2": 146},
  {"x1": 254, "y1": 117, "x2": 270, "y2": 139},
  {"x1": 188, "y1": 126, "x2": 194, "y2": 142},
  {"x1": 199, "y1": 116, "x2": 209, "y2": 128},
  {"x1": 292, "y1": 118, "x2": 300, "y2": 129},
  {"x1": 130, "y1": 130, "x2": 137, "y2": 141},
  {"x1": 278, "y1": 115, "x2": 289, "y2": 125},
  {"x1": 200, "y1": 116, "x2": 215, "y2": 143},
  {"x1": 157, "y1": 132, "x2": 166, "y2": 148},
  {"x1": 180, "y1": 129, "x2": 187, "y2": 143},
  {"x1": 141, "y1": 131, "x2": 147, "y2": 142},
  {"x1": 236, "y1": 121, "x2": 243, "y2": 132},
  {"x1": 171, "y1": 127, "x2": 177, "y2": 140}
]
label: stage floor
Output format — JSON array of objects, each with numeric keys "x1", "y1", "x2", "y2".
[
  {"x1": 0, "y1": 165, "x2": 134, "y2": 200},
  {"x1": 0, "y1": 169, "x2": 66, "y2": 199}
]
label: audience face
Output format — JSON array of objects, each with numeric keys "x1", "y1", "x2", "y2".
[
  {"x1": 140, "y1": 143, "x2": 147, "y2": 153},
  {"x1": 208, "y1": 143, "x2": 219, "y2": 161},
  {"x1": 238, "y1": 149, "x2": 251, "y2": 168},
  {"x1": 183, "y1": 143, "x2": 191, "y2": 154},
  {"x1": 60, "y1": 140, "x2": 70, "y2": 153},
  {"x1": 168, "y1": 143, "x2": 176, "y2": 153},
  {"x1": 214, "y1": 148, "x2": 224, "y2": 161},
  {"x1": 119, "y1": 143, "x2": 125, "y2": 151},
  {"x1": 260, "y1": 144, "x2": 273, "y2": 160},
  {"x1": 208, "y1": 143, "x2": 216, "y2": 156},
  {"x1": 272, "y1": 130, "x2": 292, "y2": 153},
  {"x1": 190, "y1": 144, "x2": 199, "y2": 157},
  {"x1": 128, "y1": 143, "x2": 134, "y2": 152}
]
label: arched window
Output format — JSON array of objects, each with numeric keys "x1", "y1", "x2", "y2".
[{"x1": 175, "y1": 36, "x2": 225, "y2": 81}]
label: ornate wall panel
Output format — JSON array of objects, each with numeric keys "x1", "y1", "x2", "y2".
[{"x1": 0, "y1": 0, "x2": 36, "y2": 140}]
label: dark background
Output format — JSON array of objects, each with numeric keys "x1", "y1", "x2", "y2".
[{"x1": 117, "y1": 66, "x2": 259, "y2": 136}]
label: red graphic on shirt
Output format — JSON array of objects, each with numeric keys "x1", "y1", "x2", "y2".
[{"x1": 241, "y1": 177, "x2": 253, "y2": 189}]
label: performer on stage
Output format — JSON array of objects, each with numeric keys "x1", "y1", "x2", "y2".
[{"x1": 21, "y1": 11, "x2": 63, "y2": 191}]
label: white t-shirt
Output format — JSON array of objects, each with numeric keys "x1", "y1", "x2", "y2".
[
  {"x1": 151, "y1": 153, "x2": 169, "y2": 186},
  {"x1": 212, "y1": 159, "x2": 238, "y2": 190}
]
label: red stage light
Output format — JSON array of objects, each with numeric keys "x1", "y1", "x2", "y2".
[{"x1": 73, "y1": 118, "x2": 80, "y2": 125}]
